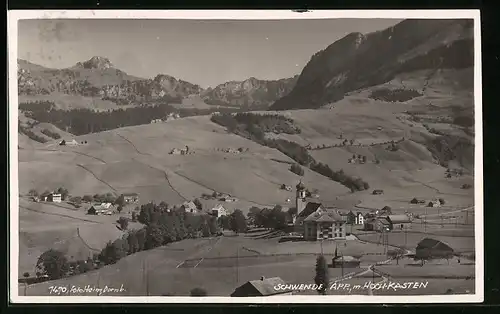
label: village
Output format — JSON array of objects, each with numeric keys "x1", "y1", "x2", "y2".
[{"x1": 23, "y1": 175, "x2": 474, "y2": 297}]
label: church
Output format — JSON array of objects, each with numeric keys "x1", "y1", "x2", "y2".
[{"x1": 293, "y1": 181, "x2": 346, "y2": 241}]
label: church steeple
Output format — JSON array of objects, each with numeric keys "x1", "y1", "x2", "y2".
[{"x1": 295, "y1": 180, "x2": 307, "y2": 216}]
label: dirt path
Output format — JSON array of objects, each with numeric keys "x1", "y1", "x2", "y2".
[
  {"x1": 76, "y1": 164, "x2": 117, "y2": 192},
  {"x1": 116, "y1": 133, "x2": 152, "y2": 156},
  {"x1": 130, "y1": 158, "x2": 188, "y2": 201}
]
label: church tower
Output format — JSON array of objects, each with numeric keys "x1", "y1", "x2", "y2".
[{"x1": 295, "y1": 180, "x2": 307, "y2": 216}]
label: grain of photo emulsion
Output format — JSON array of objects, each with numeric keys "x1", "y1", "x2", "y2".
[{"x1": 8, "y1": 10, "x2": 483, "y2": 304}]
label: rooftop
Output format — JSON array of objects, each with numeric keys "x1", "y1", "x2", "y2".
[{"x1": 231, "y1": 277, "x2": 291, "y2": 297}]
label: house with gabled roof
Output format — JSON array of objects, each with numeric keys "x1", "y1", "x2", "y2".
[
  {"x1": 230, "y1": 277, "x2": 293, "y2": 297},
  {"x1": 181, "y1": 200, "x2": 198, "y2": 213}
]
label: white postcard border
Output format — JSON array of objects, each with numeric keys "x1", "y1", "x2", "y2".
[{"x1": 8, "y1": 9, "x2": 483, "y2": 304}]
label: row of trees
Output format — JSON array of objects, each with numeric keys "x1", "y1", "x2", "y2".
[
  {"x1": 40, "y1": 128, "x2": 61, "y2": 139},
  {"x1": 211, "y1": 113, "x2": 370, "y2": 192},
  {"x1": 19, "y1": 100, "x2": 244, "y2": 136},
  {"x1": 247, "y1": 205, "x2": 291, "y2": 230},
  {"x1": 310, "y1": 162, "x2": 370, "y2": 192},
  {"x1": 369, "y1": 88, "x2": 422, "y2": 102},
  {"x1": 19, "y1": 124, "x2": 47, "y2": 143}
]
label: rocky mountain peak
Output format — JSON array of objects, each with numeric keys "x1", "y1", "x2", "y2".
[{"x1": 75, "y1": 56, "x2": 114, "y2": 70}]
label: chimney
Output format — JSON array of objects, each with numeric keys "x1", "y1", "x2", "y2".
[{"x1": 260, "y1": 276, "x2": 265, "y2": 281}]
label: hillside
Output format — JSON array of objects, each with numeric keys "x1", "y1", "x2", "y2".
[
  {"x1": 202, "y1": 75, "x2": 298, "y2": 108},
  {"x1": 270, "y1": 19, "x2": 474, "y2": 111}
]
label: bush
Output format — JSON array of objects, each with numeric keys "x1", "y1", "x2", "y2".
[
  {"x1": 461, "y1": 183, "x2": 472, "y2": 189},
  {"x1": 118, "y1": 217, "x2": 129, "y2": 230},
  {"x1": 69, "y1": 196, "x2": 82, "y2": 204},
  {"x1": 40, "y1": 128, "x2": 61, "y2": 139},
  {"x1": 369, "y1": 88, "x2": 422, "y2": 102},
  {"x1": 36, "y1": 249, "x2": 69, "y2": 280},
  {"x1": 439, "y1": 198, "x2": 445, "y2": 205},
  {"x1": 289, "y1": 163, "x2": 305, "y2": 176}
]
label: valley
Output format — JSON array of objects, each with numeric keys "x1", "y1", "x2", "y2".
[{"x1": 15, "y1": 17, "x2": 477, "y2": 298}]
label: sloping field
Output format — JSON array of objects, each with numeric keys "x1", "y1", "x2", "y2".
[
  {"x1": 18, "y1": 161, "x2": 113, "y2": 195},
  {"x1": 18, "y1": 198, "x2": 135, "y2": 276},
  {"x1": 19, "y1": 115, "x2": 351, "y2": 211}
]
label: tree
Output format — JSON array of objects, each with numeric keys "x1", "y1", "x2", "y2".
[
  {"x1": 387, "y1": 248, "x2": 405, "y2": 265},
  {"x1": 28, "y1": 189, "x2": 38, "y2": 197},
  {"x1": 36, "y1": 249, "x2": 69, "y2": 280},
  {"x1": 190, "y1": 287, "x2": 207, "y2": 296},
  {"x1": 69, "y1": 196, "x2": 82, "y2": 204},
  {"x1": 208, "y1": 216, "x2": 218, "y2": 235},
  {"x1": 201, "y1": 221, "x2": 211, "y2": 237},
  {"x1": 131, "y1": 212, "x2": 137, "y2": 222},
  {"x1": 290, "y1": 163, "x2": 305, "y2": 176},
  {"x1": 314, "y1": 255, "x2": 329, "y2": 295},
  {"x1": 117, "y1": 205, "x2": 124, "y2": 214},
  {"x1": 83, "y1": 195, "x2": 93, "y2": 203},
  {"x1": 145, "y1": 224, "x2": 164, "y2": 249},
  {"x1": 439, "y1": 198, "x2": 445, "y2": 205},
  {"x1": 229, "y1": 209, "x2": 247, "y2": 234},
  {"x1": 56, "y1": 187, "x2": 69, "y2": 200},
  {"x1": 118, "y1": 217, "x2": 129, "y2": 230},
  {"x1": 136, "y1": 228, "x2": 147, "y2": 251},
  {"x1": 114, "y1": 194, "x2": 125, "y2": 207},
  {"x1": 219, "y1": 215, "x2": 230, "y2": 230},
  {"x1": 193, "y1": 198, "x2": 203, "y2": 211},
  {"x1": 127, "y1": 231, "x2": 139, "y2": 254},
  {"x1": 99, "y1": 240, "x2": 126, "y2": 265}
]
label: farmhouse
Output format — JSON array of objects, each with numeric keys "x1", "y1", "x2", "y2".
[
  {"x1": 415, "y1": 238, "x2": 454, "y2": 260},
  {"x1": 123, "y1": 193, "x2": 139, "y2": 204},
  {"x1": 427, "y1": 200, "x2": 441, "y2": 208},
  {"x1": 170, "y1": 148, "x2": 182, "y2": 155},
  {"x1": 364, "y1": 217, "x2": 391, "y2": 232},
  {"x1": 387, "y1": 214, "x2": 412, "y2": 230},
  {"x1": 48, "y1": 193, "x2": 62, "y2": 203},
  {"x1": 211, "y1": 204, "x2": 227, "y2": 218},
  {"x1": 331, "y1": 255, "x2": 361, "y2": 268},
  {"x1": 181, "y1": 200, "x2": 198, "y2": 213},
  {"x1": 88, "y1": 204, "x2": 112, "y2": 215},
  {"x1": 230, "y1": 277, "x2": 293, "y2": 297},
  {"x1": 65, "y1": 139, "x2": 79, "y2": 146},
  {"x1": 410, "y1": 197, "x2": 426, "y2": 204}
]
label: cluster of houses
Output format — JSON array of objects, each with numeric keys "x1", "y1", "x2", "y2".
[
  {"x1": 410, "y1": 197, "x2": 444, "y2": 208},
  {"x1": 59, "y1": 139, "x2": 79, "y2": 146},
  {"x1": 289, "y1": 181, "x2": 413, "y2": 241},
  {"x1": 170, "y1": 145, "x2": 194, "y2": 155},
  {"x1": 150, "y1": 113, "x2": 181, "y2": 124},
  {"x1": 33, "y1": 192, "x2": 62, "y2": 203},
  {"x1": 348, "y1": 154, "x2": 367, "y2": 164},
  {"x1": 216, "y1": 147, "x2": 249, "y2": 154}
]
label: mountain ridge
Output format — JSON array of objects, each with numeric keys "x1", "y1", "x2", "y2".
[{"x1": 270, "y1": 19, "x2": 474, "y2": 111}]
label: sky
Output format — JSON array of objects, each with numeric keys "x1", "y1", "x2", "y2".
[{"x1": 18, "y1": 18, "x2": 401, "y2": 88}]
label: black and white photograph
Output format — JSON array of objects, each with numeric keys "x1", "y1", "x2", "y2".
[{"x1": 8, "y1": 10, "x2": 483, "y2": 303}]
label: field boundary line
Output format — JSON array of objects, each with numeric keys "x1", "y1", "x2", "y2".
[
  {"x1": 19, "y1": 204, "x2": 103, "y2": 224},
  {"x1": 76, "y1": 163, "x2": 117, "y2": 192}
]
